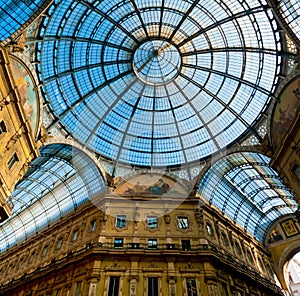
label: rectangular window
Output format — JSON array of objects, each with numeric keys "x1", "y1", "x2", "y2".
[
  {"x1": 7, "y1": 153, "x2": 19, "y2": 170},
  {"x1": 89, "y1": 220, "x2": 97, "y2": 232},
  {"x1": 42, "y1": 244, "x2": 48, "y2": 256},
  {"x1": 221, "y1": 283, "x2": 229, "y2": 296},
  {"x1": 108, "y1": 276, "x2": 120, "y2": 296},
  {"x1": 186, "y1": 278, "x2": 198, "y2": 296},
  {"x1": 114, "y1": 238, "x2": 123, "y2": 248},
  {"x1": 28, "y1": 251, "x2": 35, "y2": 263},
  {"x1": 116, "y1": 215, "x2": 126, "y2": 228},
  {"x1": 72, "y1": 229, "x2": 79, "y2": 241},
  {"x1": 56, "y1": 237, "x2": 63, "y2": 249},
  {"x1": 17, "y1": 258, "x2": 23, "y2": 270},
  {"x1": 0, "y1": 121, "x2": 6, "y2": 135},
  {"x1": 148, "y1": 239, "x2": 157, "y2": 249},
  {"x1": 147, "y1": 216, "x2": 158, "y2": 228},
  {"x1": 292, "y1": 164, "x2": 300, "y2": 180},
  {"x1": 74, "y1": 281, "x2": 82, "y2": 296},
  {"x1": 177, "y1": 216, "x2": 189, "y2": 229},
  {"x1": 148, "y1": 277, "x2": 158, "y2": 296},
  {"x1": 182, "y1": 240, "x2": 191, "y2": 251}
]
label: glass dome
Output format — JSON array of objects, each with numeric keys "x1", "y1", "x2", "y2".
[
  {"x1": 0, "y1": 0, "x2": 49, "y2": 41},
  {"x1": 36, "y1": 0, "x2": 283, "y2": 167},
  {"x1": 278, "y1": 0, "x2": 300, "y2": 43}
]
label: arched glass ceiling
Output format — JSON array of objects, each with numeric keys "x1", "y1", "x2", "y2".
[
  {"x1": 278, "y1": 0, "x2": 300, "y2": 42},
  {"x1": 198, "y1": 152, "x2": 298, "y2": 242},
  {"x1": 0, "y1": 144, "x2": 106, "y2": 253},
  {"x1": 0, "y1": 0, "x2": 48, "y2": 41},
  {"x1": 37, "y1": 0, "x2": 283, "y2": 167}
]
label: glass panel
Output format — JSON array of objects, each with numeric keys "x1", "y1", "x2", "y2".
[
  {"x1": 36, "y1": 0, "x2": 283, "y2": 167},
  {"x1": 114, "y1": 238, "x2": 123, "y2": 248},
  {"x1": 148, "y1": 277, "x2": 158, "y2": 296},
  {"x1": 116, "y1": 215, "x2": 127, "y2": 228},
  {"x1": 108, "y1": 276, "x2": 120, "y2": 296},
  {"x1": 147, "y1": 216, "x2": 158, "y2": 228},
  {"x1": 198, "y1": 152, "x2": 298, "y2": 242},
  {"x1": 186, "y1": 278, "x2": 198, "y2": 296},
  {"x1": 0, "y1": 0, "x2": 48, "y2": 40}
]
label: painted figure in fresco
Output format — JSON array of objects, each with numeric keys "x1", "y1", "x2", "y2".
[{"x1": 10, "y1": 58, "x2": 38, "y2": 134}]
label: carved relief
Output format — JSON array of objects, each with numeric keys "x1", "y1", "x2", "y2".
[{"x1": 129, "y1": 278, "x2": 137, "y2": 296}]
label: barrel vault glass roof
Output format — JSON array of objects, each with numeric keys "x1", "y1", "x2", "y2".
[
  {"x1": 36, "y1": 0, "x2": 284, "y2": 167},
  {"x1": 0, "y1": 144, "x2": 106, "y2": 252},
  {"x1": 198, "y1": 152, "x2": 298, "y2": 242},
  {"x1": 0, "y1": 0, "x2": 48, "y2": 41}
]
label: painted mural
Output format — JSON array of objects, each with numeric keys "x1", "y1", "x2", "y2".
[
  {"x1": 9, "y1": 57, "x2": 39, "y2": 135},
  {"x1": 271, "y1": 76, "x2": 300, "y2": 150},
  {"x1": 115, "y1": 174, "x2": 187, "y2": 196}
]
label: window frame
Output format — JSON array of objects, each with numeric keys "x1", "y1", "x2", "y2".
[
  {"x1": 108, "y1": 276, "x2": 120, "y2": 296},
  {"x1": 115, "y1": 215, "x2": 127, "y2": 228},
  {"x1": 0, "y1": 121, "x2": 7, "y2": 135},
  {"x1": 114, "y1": 238, "x2": 124, "y2": 248},
  {"x1": 148, "y1": 277, "x2": 158, "y2": 296},
  {"x1": 182, "y1": 239, "x2": 191, "y2": 251},
  {"x1": 147, "y1": 238, "x2": 158, "y2": 249},
  {"x1": 89, "y1": 219, "x2": 97, "y2": 232},
  {"x1": 72, "y1": 229, "x2": 79, "y2": 242},
  {"x1": 147, "y1": 216, "x2": 158, "y2": 229},
  {"x1": 56, "y1": 237, "x2": 63, "y2": 250},
  {"x1": 186, "y1": 277, "x2": 198, "y2": 296},
  {"x1": 177, "y1": 216, "x2": 189, "y2": 230},
  {"x1": 7, "y1": 153, "x2": 19, "y2": 170}
]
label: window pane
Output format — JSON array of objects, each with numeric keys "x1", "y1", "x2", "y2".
[
  {"x1": 148, "y1": 239, "x2": 157, "y2": 249},
  {"x1": 74, "y1": 281, "x2": 82, "y2": 296},
  {"x1": 114, "y1": 238, "x2": 123, "y2": 248},
  {"x1": 108, "y1": 276, "x2": 120, "y2": 296},
  {"x1": 148, "y1": 277, "x2": 158, "y2": 296},
  {"x1": 147, "y1": 216, "x2": 158, "y2": 228},
  {"x1": 186, "y1": 278, "x2": 198, "y2": 296},
  {"x1": 116, "y1": 215, "x2": 126, "y2": 228},
  {"x1": 178, "y1": 216, "x2": 189, "y2": 229},
  {"x1": 182, "y1": 240, "x2": 191, "y2": 251}
]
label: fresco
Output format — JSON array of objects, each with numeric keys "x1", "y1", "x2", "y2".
[
  {"x1": 115, "y1": 174, "x2": 187, "y2": 196},
  {"x1": 9, "y1": 57, "x2": 39, "y2": 136},
  {"x1": 268, "y1": 225, "x2": 283, "y2": 244},
  {"x1": 271, "y1": 76, "x2": 300, "y2": 150}
]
